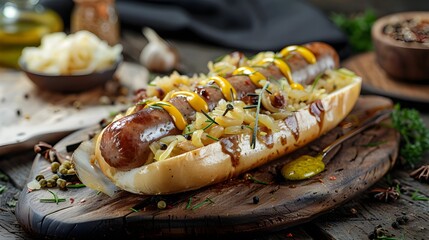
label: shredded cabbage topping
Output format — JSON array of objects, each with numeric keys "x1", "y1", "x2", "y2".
[{"x1": 125, "y1": 54, "x2": 357, "y2": 162}]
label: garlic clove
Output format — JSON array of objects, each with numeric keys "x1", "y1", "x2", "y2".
[{"x1": 139, "y1": 27, "x2": 179, "y2": 73}]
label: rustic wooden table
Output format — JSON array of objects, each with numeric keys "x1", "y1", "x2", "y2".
[{"x1": 1, "y1": 31, "x2": 428, "y2": 239}]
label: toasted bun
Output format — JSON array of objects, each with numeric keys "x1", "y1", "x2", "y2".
[{"x1": 91, "y1": 76, "x2": 361, "y2": 195}]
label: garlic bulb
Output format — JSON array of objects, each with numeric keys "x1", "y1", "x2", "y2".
[{"x1": 139, "y1": 27, "x2": 178, "y2": 72}]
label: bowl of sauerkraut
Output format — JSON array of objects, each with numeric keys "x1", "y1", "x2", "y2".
[{"x1": 19, "y1": 31, "x2": 123, "y2": 93}]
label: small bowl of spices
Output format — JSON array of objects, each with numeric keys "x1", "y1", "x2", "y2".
[{"x1": 372, "y1": 12, "x2": 429, "y2": 81}]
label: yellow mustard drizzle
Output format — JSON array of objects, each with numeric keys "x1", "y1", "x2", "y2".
[
  {"x1": 145, "y1": 101, "x2": 187, "y2": 130},
  {"x1": 144, "y1": 46, "x2": 317, "y2": 131},
  {"x1": 170, "y1": 91, "x2": 209, "y2": 113},
  {"x1": 256, "y1": 57, "x2": 304, "y2": 90},
  {"x1": 279, "y1": 45, "x2": 316, "y2": 64},
  {"x1": 232, "y1": 67, "x2": 266, "y2": 87},
  {"x1": 209, "y1": 76, "x2": 237, "y2": 101}
]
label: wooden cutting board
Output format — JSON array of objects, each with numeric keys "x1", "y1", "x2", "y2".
[
  {"x1": 15, "y1": 95, "x2": 399, "y2": 238},
  {"x1": 342, "y1": 52, "x2": 429, "y2": 105}
]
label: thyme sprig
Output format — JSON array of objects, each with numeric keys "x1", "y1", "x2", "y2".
[
  {"x1": 311, "y1": 73, "x2": 323, "y2": 92},
  {"x1": 201, "y1": 110, "x2": 218, "y2": 125},
  {"x1": 185, "y1": 196, "x2": 214, "y2": 210},
  {"x1": 40, "y1": 190, "x2": 65, "y2": 204},
  {"x1": 148, "y1": 102, "x2": 170, "y2": 111},
  {"x1": 250, "y1": 82, "x2": 270, "y2": 149},
  {"x1": 411, "y1": 190, "x2": 429, "y2": 201},
  {"x1": 245, "y1": 173, "x2": 271, "y2": 185},
  {"x1": 191, "y1": 197, "x2": 214, "y2": 210},
  {"x1": 206, "y1": 135, "x2": 219, "y2": 141}
]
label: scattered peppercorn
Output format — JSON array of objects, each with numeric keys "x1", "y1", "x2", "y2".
[
  {"x1": 391, "y1": 221, "x2": 400, "y2": 229},
  {"x1": 253, "y1": 196, "x2": 260, "y2": 204},
  {"x1": 160, "y1": 143, "x2": 168, "y2": 150},
  {"x1": 396, "y1": 216, "x2": 409, "y2": 225}
]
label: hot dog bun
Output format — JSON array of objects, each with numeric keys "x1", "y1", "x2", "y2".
[{"x1": 88, "y1": 74, "x2": 361, "y2": 195}]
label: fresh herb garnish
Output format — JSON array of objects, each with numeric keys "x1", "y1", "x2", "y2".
[
  {"x1": 202, "y1": 122, "x2": 214, "y2": 131},
  {"x1": 0, "y1": 185, "x2": 6, "y2": 194},
  {"x1": 391, "y1": 104, "x2": 429, "y2": 167},
  {"x1": 185, "y1": 197, "x2": 193, "y2": 210},
  {"x1": 213, "y1": 54, "x2": 227, "y2": 63},
  {"x1": 6, "y1": 199, "x2": 17, "y2": 208},
  {"x1": 0, "y1": 171, "x2": 9, "y2": 182},
  {"x1": 66, "y1": 184, "x2": 86, "y2": 188},
  {"x1": 245, "y1": 173, "x2": 271, "y2": 185},
  {"x1": 251, "y1": 83, "x2": 270, "y2": 149},
  {"x1": 148, "y1": 102, "x2": 170, "y2": 111},
  {"x1": 130, "y1": 207, "x2": 140, "y2": 212},
  {"x1": 411, "y1": 190, "x2": 429, "y2": 201},
  {"x1": 40, "y1": 190, "x2": 65, "y2": 204},
  {"x1": 311, "y1": 73, "x2": 323, "y2": 92},
  {"x1": 243, "y1": 105, "x2": 257, "y2": 109},
  {"x1": 136, "y1": 99, "x2": 152, "y2": 106},
  {"x1": 331, "y1": 9, "x2": 376, "y2": 52},
  {"x1": 201, "y1": 111, "x2": 218, "y2": 125},
  {"x1": 207, "y1": 84, "x2": 221, "y2": 91},
  {"x1": 191, "y1": 197, "x2": 214, "y2": 210},
  {"x1": 206, "y1": 134, "x2": 219, "y2": 141}
]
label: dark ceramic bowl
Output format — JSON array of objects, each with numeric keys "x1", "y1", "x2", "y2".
[
  {"x1": 372, "y1": 12, "x2": 429, "y2": 81},
  {"x1": 19, "y1": 57, "x2": 122, "y2": 93}
]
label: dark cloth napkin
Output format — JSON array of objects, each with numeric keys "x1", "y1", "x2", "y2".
[{"x1": 42, "y1": 0, "x2": 349, "y2": 56}]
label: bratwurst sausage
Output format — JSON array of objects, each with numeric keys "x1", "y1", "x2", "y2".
[{"x1": 100, "y1": 42, "x2": 339, "y2": 171}]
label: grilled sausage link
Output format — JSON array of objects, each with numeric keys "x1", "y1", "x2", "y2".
[{"x1": 100, "y1": 42, "x2": 339, "y2": 170}]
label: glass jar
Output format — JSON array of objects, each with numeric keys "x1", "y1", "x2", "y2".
[
  {"x1": 0, "y1": 0, "x2": 63, "y2": 68},
  {"x1": 71, "y1": 0, "x2": 120, "y2": 46}
]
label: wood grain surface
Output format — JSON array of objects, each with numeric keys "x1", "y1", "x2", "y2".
[
  {"x1": 15, "y1": 96, "x2": 400, "y2": 238},
  {"x1": 343, "y1": 52, "x2": 429, "y2": 104}
]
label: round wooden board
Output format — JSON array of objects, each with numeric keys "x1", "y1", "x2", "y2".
[
  {"x1": 16, "y1": 95, "x2": 399, "y2": 238},
  {"x1": 342, "y1": 52, "x2": 429, "y2": 105}
]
